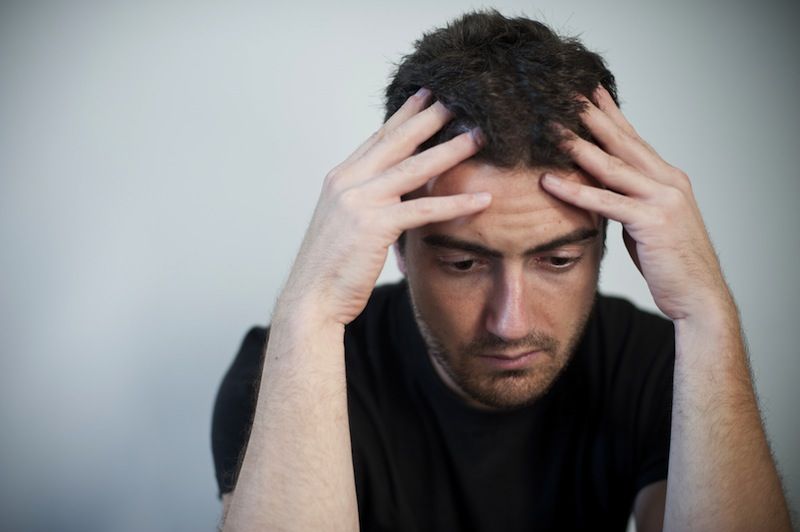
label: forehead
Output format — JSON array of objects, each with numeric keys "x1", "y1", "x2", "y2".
[{"x1": 408, "y1": 162, "x2": 600, "y2": 252}]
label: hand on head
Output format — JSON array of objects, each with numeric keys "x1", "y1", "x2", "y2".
[
  {"x1": 540, "y1": 86, "x2": 731, "y2": 321},
  {"x1": 279, "y1": 89, "x2": 492, "y2": 327}
]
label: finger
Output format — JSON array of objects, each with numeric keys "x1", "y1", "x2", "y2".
[
  {"x1": 592, "y1": 86, "x2": 661, "y2": 159},
  {"x1": 591, "y1": 85, "x2": 639, "y2": 138},
  {"x1": 559, "y1": 132, "x2": 659, "y2": 197},
  {"x1": 340, "y1": 87, "x2": 434, "y2": 168},
  {"x1": 540, "y1": 173, "x2": 648, "y2": 225},
  {"x1": 579, "y1": 95, "x2": 668, "y2": 177},
  {"x1": 363, "y1": 129, "x2": 484, "y2": 199},
  {"x1": 390, "y1": 192, "x2": 492, "y2": 230},
  {"x1": 351, "y1": 100, "x2": 455, "y2": 181},
  {"x1": 383, "y1": 88, "x2": 435, "y2": 131}
]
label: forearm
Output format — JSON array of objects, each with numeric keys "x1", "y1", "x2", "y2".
[
  {"x1": 219, "y1": 87, "x2": 486, "y2": 531},
  {"x1": 663, "y1": 298, "x2": 791, "y2": 531},
  {"x1": 223, "y1": 300, "x2": 359, "y2": 532}
]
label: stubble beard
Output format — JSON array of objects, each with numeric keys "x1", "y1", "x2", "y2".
[{"x1": 408, "y1": 288, "x2": 595, "y2": 411}]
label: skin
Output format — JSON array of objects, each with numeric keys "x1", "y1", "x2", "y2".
[
  {"x1": 222, "y1": 85, "x2": 793, "y2": 532},
  {"x1": 396, "y1": 162, "x2": 604, "y2": 410},
  {"x1": 223, "y1": 89, "x2": 491, "y2": 532},
  {"x1": 538, "y1": 86, "x2": 792, "y2": 531}
]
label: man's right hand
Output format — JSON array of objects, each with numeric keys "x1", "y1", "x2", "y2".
[
  {"x1": 222, "y1": 90, "x2": 490, "y2": 532},
  {"x1": 277, "y1": 88, "x2": 491, "y2": 326}
]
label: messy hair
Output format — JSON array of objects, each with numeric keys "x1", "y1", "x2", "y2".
[{"x1": 385, "y1": 9, "x2": 618, "y2": 169}]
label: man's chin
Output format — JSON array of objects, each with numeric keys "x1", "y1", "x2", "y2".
[
  {"x1": 435, "y1": 353, "x2": 562, "y2": 411},
  {"x1": 455, "y1": 372, "x2": 557, "y2": 410}
]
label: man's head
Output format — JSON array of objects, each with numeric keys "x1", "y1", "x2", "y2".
[
  {"x1": 385, "y1": 9, "x2": 618, "y2": 171},
  {"x1": 385, "y1": 10, "x2": 616, "y2": 410}
]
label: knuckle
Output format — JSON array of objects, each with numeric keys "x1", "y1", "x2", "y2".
[
  {"x1": 351, "y1": 210, "x2": 374, "y2": 232},
  {"x1": 412, "y1": 198, "x2": 435, "y2": 217},
  {"x1": 612, "y1": 127, "x2": 632, "y2": 147},
  {"x1": 627, "y1": 129, "x2": 645, "y2": 143},
  {"x1": 597, "y1": 189, "x2": 619, "y2": 208},
  {"x1": 324, "y1": 166, "x2": 343, "y2": 187},
  {"x1": 651, "y1": 210, "x2": 669, "y2": 228},
  {"x1": 662, "y1": 185, "x2": 685, "y2": 208},
  {"x1": 661, "y1": 207, "x2": 676, "y2": 227},
  {"x1": 383, "y1": 122, "x2": 411, "y2": 146},
  {"x1": 338, "y1": 187, "x2": 364, "y2": 210},
  {"x1": 370, "y1": 128, "x2": 384, "y2": 142},
  {"x1": 363, "y1": 128, "x2": 385, "y2": 149},
  {"x1": 605, "y1": 155, "x2": 625, "y2": 174},
  {"x1": 671, "y1": 167, "x2": 693, "y2": 191},
  {"x1": 395, "y1": 156, "x2": 422, "y2": 177},
  {"x1": 642, "y1": 202, "x2": 668, "y2": 227}
]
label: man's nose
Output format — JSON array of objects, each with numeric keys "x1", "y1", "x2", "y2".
[{"x1": 484, "y1": 266, "x2": 531, "y2": 342}]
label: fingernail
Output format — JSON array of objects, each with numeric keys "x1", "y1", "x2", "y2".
[
  {"x1": 592, "y1": 84, "x2": 608, "y2": 105},
  {"x1": 542, "y1": 173, "x2": 562, "y2": 187},
  {"x1": 474, "y1": 192, "x2": 492, "y2": 204},
  {"x1": 470, "y1": 127, "x2": 486, "y2": 147},
  {"x1": 414, "y1": 87, "x2": 431, "y2": 99}
]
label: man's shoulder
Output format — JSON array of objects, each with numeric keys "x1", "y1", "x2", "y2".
[
  {"x1": 238, "y1": 279, "x2": 406, "y2": 340},
  {"x1": 349, "y1": 279, "x2": 408, "y2": 329},
  {"x1": 219, "y1": 326, "x2": 269, "y2": 394},
  {"x1": 592, "y1": 293, "x2": 674, "y2": 346},
  {"x1": 344, "y1": 279, "x2": 410, "y2": 364},
  {"x1": 580, "y1": 293, "x2": 675, "y2": 397},
  {"x1": 232, "y1": 280, "x2": 407, "y2": 371}
]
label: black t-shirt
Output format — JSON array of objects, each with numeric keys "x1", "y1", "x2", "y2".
[{"x1": 212, "y1": 280, "x2": 674, "y2": 531}]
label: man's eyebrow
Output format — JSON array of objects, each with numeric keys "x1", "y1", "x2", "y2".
[{"x1": 421, "y1": 228, "x2": 600, "y2": 258}]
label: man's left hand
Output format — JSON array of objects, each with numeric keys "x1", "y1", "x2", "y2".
[{"x1": 540, "y1": 85, "x2": 732, "y2": 322}]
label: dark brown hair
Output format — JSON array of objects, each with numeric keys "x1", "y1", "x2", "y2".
[{"x1": 385, "y1": 9, "x2": 618, "y2": 170}]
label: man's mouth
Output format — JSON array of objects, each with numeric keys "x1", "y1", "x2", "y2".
[
  {"x1": 484, "y1": 351, "x2": 537, "y2": 360},
  {"x1": 478, "y1": 350, "x2": 542, "y2": 369}
]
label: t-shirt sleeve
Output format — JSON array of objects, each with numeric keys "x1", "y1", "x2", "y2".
[
  {"x1": 211, "y1": 326, "x2": 269, "y2": 499},
  {"x1": 633, "y1": 328, "x2": 675, "y2": 493}
]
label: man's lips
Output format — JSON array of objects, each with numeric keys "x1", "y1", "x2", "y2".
[
  {"x1": 478, "y1": 350, "x2": 542, "y2": 369},
  {"x1": 482, "y1": 351, "x2": 538, "y2": 360}
]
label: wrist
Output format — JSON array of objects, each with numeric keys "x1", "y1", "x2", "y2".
[
  {"x1": 673, "y1": 294, "x2": 746, "y2": 369},
  {"x1": 675, "y1": 290, "x2": 737, "y2": 332},
  {"x1": 272, "y1": 290, "x2": 346, "y2": 335},
  {"x1": 265, "y1": 294, "x2": 346, "y2": 375}
]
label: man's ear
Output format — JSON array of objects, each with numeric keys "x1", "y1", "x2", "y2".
[{"x1": 392, "y1": 240, "x2": 407, "y2": 275}]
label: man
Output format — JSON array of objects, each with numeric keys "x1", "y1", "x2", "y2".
[{"x1": 212, "y1": 10, "x2": 791, "y2": 531}]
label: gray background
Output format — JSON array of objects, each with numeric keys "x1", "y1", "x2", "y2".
[{"x1": 1, "y1": 1, "x2": 797, "y2": 531}]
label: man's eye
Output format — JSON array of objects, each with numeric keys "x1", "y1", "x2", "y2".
[
  {"x1": 440, "y1": 259, "x2": 479, "y2": 273},
  {"x1": 541, "y1": 256, "x2": 580, "y2": 270}
]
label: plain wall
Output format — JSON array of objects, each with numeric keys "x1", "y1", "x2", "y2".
[{"x1": 1, "y1": 1, "x2": 797, "y2": 530}]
